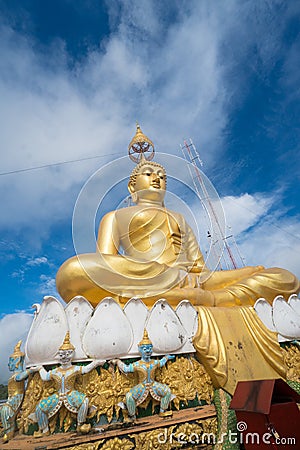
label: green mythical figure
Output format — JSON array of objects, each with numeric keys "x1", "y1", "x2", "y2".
[
  {"x1": 32, "y1": 332, "x2": 105, "y2": 437},
  {"x1": 111, "y1": 330, "x2": 175, "y2": 421},
  {"x1": 0, "y1": 341, "x2": 40, "y2": 443}
]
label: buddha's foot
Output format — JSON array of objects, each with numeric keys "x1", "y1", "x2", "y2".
[
  {"x1": 159, "y1": 410, "x2": 173, "y2": 418},
  {"x1": 33, "y1": 429, "x2": 50, "y2": 438},
  {"x1": 77, "y1": 423, "x2": 91, "y2": 434}
]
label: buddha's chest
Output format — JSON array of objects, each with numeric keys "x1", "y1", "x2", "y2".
[{"x1": 118, "y1": 208, "x2": 183, "y2": 257}]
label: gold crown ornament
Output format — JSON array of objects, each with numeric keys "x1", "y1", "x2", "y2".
[
  {"x1": 10, "y1": 340, "x2": 25, "y2": 358},
  {"x1": 139, "y1": 329, "x2": 153, "y2": 346},
  {"x1": 128, "y1": 123, "x2": 155, "y2": 163},
  {"x1": 59, "y1": 332, "x2": 75, "y2": 351}
]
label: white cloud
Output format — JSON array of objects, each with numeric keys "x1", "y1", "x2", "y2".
[
  {"x1": 8, "y1": 255, "x2": 52, "y2": 283},
  {"x1": 0, "y1": 313, "x2": 33, "y2": 384},
  {"x1": 238, "y1": 216, "x2": 300, "y2": 278},
  {"x1": 222, "y1": 193, "x2": 274, "y2": 236},
  {"x1": 219, "y1": 192, "x2": 300, "y2": 278},
  {"x1": 39, "y1": 275, "x2": 57, "y2": 295},
  {"x1": 26, "y1": 257, "x2": 49, "y2": 266},
  {"x1": 183, "y1": 189, "x2": 300, "y2": 277},
  {"x1": 0, "y1": 1, "x2": 234, "y2": 234}
]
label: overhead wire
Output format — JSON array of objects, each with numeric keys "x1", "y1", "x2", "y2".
[{"x1": 0, "y1": 152, "x2": 124, "y2": 177}]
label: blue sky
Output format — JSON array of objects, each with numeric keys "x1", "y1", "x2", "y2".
[{"x1": 0, "y1": 0, "x2": 300, "y2": 380}]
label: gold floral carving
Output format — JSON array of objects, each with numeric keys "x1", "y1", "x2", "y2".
[
  {"x1": 82, "y1": 366, "x2": 133, "y2": 422},
  {"x1": 282, "y1": 344, "x2": 300, "y2": 382},
  {"x1": 100, "y1": 437, "x2": 134, "y2": 450},
  {"x1": 67, "y1": 442, "x2": 104, "y2": 450},
  {"x1": 156, "y1": 356, "x2": 214, "y2": 409}
]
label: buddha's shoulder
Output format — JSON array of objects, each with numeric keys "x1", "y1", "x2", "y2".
[{"x1": 100, "y1": 210, "x2": 117, "y2": 223}]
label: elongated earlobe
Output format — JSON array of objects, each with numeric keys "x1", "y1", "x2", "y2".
[
  {"x1": 128, "y1": 181, "x2": 137, "y2": 203},
  {"x1": 131, "y1": 191, "x2": 138, "y2": 203}
]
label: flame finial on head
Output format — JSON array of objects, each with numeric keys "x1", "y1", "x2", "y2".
[
  {"x1": 138, "y1": 329, "x2": 152, "y2": 346},
  {"x1": 59, "y1": 331, "x2": 75, "y2": 351},
  {"x1": 128, "y1": 123, "x2": 155, "y2": 163},
  {"x1": 10, "y1": 340, "x2": 25, "y2": 358}
]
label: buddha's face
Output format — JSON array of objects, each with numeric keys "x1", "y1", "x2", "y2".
[{"x1": 129, "y1": 164, "x2": 166, "y2": 203}]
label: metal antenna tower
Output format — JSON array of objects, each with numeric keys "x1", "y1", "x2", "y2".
[{"x1": 180, "y1": 139, "x2": 245, "y2": 270}]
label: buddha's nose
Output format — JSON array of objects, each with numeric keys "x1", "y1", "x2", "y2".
[{"x1": 152, "y1": 173, "x2": 160, "y2": 181}]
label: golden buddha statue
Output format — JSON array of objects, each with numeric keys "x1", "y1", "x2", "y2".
[{"x1": 56, "y1": 125, "x2": 300, "y2": 308}]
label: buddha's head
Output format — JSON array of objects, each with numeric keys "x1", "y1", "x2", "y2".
[{"x1": 128, "y1": 159, "x2": 167, "y2": 204}]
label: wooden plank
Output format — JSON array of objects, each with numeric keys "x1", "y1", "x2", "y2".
[{"x1": 4, "y1": 405, "x2": 216, "y2": 450}]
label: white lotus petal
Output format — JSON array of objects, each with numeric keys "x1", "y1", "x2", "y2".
[
  {"x1": 82, "y1": 297, "x2": 133, "y2": 359},
  {"x1": 175, "y1": 300, "x2": 198, "y2": 352},
  {"x1": 272, "y1": 295, "x2": 300, "y2": 339},
  {"x1": 288, "y1": 294, "x2": 300, "y2": 316},
  {"x1": 254, "y1": 298, "x2": 276, "y2": 332},
  {"x1": 146, "y1": 299, "x2": 187, "y2": 354},
  {"x1": 123, "y1": 297, "x2": 149, "y2": 356},
  {"x1": 25, "y1": 296, "x2": 68, "y2": 366},
  {"x1": 277, "y1": 334, "x2": 290, "y2": 343},
  {"x1": 65, "y1": 296, "x2": 93, "y2": 360}
]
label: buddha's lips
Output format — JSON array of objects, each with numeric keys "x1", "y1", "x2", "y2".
[{"x1": 151, "y1": 182, "x2": 161, "y2": 188}]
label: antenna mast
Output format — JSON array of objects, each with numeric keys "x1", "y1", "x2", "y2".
[{"x1": 180, "y1": 139, "x2": 245, "y2": 270}]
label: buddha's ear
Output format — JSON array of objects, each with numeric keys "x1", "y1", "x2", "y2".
[
  {"x1": 128, "y1": 181, "x2": 135, "y2": 194},
  {"x1": 128, "y1": 181, "x2": 138, "y2": 203}
]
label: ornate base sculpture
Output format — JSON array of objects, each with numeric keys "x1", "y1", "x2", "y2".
[
  {"x1": 30, "y1": 332, "x2": 104, "y2": 437},
  {"x1": 0, "y1": 341, "x2": 39, "y2": 443},
  {"x1": 111, "y1": 330, "x2": 175, "y2": 421}
]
